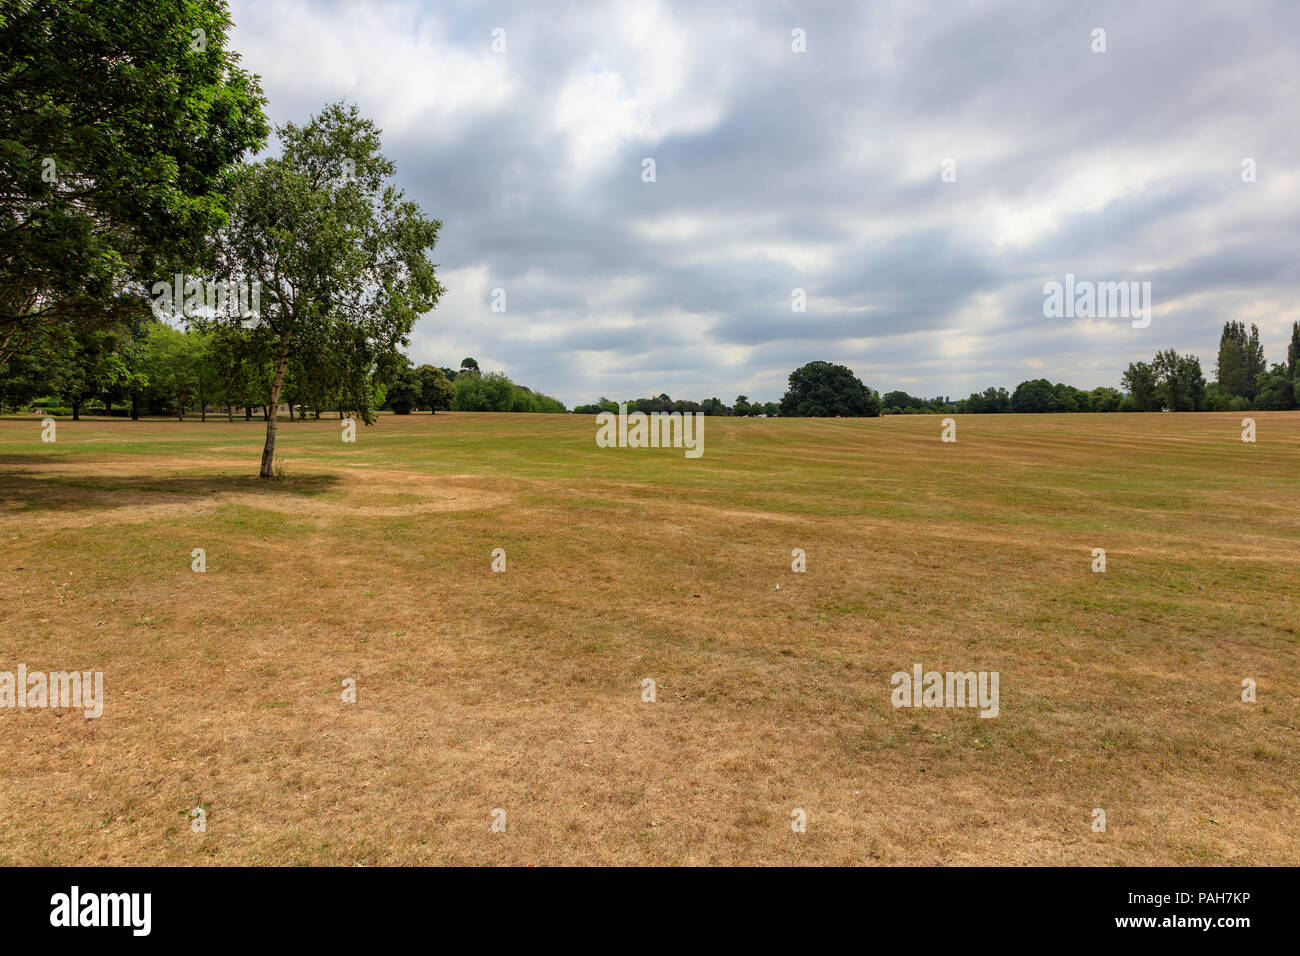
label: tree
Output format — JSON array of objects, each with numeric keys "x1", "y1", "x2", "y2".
[
  {"x1": 96, "y1": 315, "x2": 151, "y2": 418},
  {"x1": 1089, "y1": 386, "x2": 1122, "y2": 412},
  {"x1": 1287, "y1": 322, "x2": 1300, "y2": 382},
  {"x1": 1151, "y1": 349, "x2": 1205, "y2": 411},
  {"x1": 140, "y1": 321, "x2": 204, "y2": 421},
  {"x1": 460, "y1": 357, "x2": 479, "y2": 375},
  {"x1": 385, "y1": 365, "x2": 422, "y2": 414},
  {"x1": 206, "y1": 324, "x2": 268, "y2": 421},
  {"x1": 1054, "y1": 383, "x2": 1090, "y2": 412},
  {"x1": 1010, "y1": 379, "x2": 1059, "y2": 413},
  {"x1": 1216, "y1": 321, "x2": 1266, "y2": 401},
  {"x1": 882, "y1": 390, "x2": 910, "y2": 413},
  {"x1": 779, "y1": 361, "x2": 881, "y2": 417},
  {"x1": 480, "y1": 371, "x2": 515, "y2": 411},
  {"x1": 0, "y1": 346, "x2": 48, "y2": 412},
  {"x1": 1255, "y1": 364, "x2": 1295, "y2": 410},
  {"x1": 966, "y1": 387, "x2": 1010, "y2": 414},
  {"x1": 1120, "y1": 362, "x2": 1159, "y2": 411},
  {"x1": 206, "y1": 101, "x2": 444, "y2": 477},
  {"x1": 417, "y1": 365, "x2": 454, "y2": 412},
  {"x1": 1216, "y1": 321, "x2": 1246, "y2": 399},
  {"x1": 452, "y1": 371, "x2": 488, "y2": 410},
  {"x1": 733, "y1": 394, "x2": 752, "y2": 417},
  {"x1": 0, "y1": 0, "x2": 268, "y2": 369},
  {"x1": 1246, "y1": 324, "x2": 1267, "y2": 391},
  {"x1": 699, "y1": 397, "x2": 730, "y2": 416},
  {"x1": 47, "y1": 326, "x2": 118, "y2": 420}
]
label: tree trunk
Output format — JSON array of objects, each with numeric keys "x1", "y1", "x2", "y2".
[
  {"x1": 245, "y1": 405, "x2": 252, "y2": 421},
  {"x1": 131, "y1": 394, "x2": 139, "y2": 420},
  {"x1": 71, "y1": 398, "x2": 80, "y2": 421},
  {"x1": 228, "y1": 403, "x2": 234, "y2": 423},
  {"x1": 259, "y1": 334, "x2": 292, "y2": 478},
  {"x1": 177, "y1": 393, "x2": 184, "y2": 422}
]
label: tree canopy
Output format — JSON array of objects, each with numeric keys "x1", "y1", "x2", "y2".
[
  {"x1": 779, "y1": 361, "x2": 882, "y2": 417},
  {"x1": 203, "y1": 101, "x2": 444, "y2": 476},
  {"x1": 0, "y1": 0, "x2": 268, "y2": 368}
]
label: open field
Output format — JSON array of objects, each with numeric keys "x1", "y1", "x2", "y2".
[{"x1": 1, "y1": 411, "x2": 1297, "y2": 865}]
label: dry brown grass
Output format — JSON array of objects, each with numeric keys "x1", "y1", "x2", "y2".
[{"x1": 1, "y1": 410, "x2": 1297, "y2": 865}]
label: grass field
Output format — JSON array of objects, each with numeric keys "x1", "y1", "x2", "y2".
[{"x1": 1, "y1": 410, "x2": 1297, "y2": 865}]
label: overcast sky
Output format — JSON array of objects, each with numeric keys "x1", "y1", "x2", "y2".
[{"x1": 228, "y1": 0, "x2": 1300, "y2": 406}]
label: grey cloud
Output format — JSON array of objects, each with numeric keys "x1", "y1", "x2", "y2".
[{"x1": 231, "y1": 0, "x2": 1300, "y2": 405}]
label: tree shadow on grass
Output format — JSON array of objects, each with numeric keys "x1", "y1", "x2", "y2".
[{"x1": 0, "y1": 468, "x2": 341, "y2": 516}]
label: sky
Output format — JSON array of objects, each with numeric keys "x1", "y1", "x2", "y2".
[{"x1": 227, "y1": 0, "x2": 1300, "y2": 407}]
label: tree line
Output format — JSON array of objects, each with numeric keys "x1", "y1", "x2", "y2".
[
  {"x1": 385, "y1": 357, "x2": 566, "y2": 415},
  {"x1": 0, "y1": 318, "x2": 567, "y2": 420},
  {"x1": 572, "y1": 325, "x2": 1300, "y2": 420}
]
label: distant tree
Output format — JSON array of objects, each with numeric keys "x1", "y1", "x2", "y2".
[
  {"x1": 882, "y1": 390, "x2": 912, "y2": 412},
  {"x1": 1246, "y1": 325, "x2": 1267, "y2": 389},
  {"x1": 779, "y1": 361, "x2": 881, "y2": 417},
  {"x1": 479, "y1": 371, "x2": 514, "y2": 411},
  {"x1": 1203, "y1": 382, "x2": 1231, "y2": 412},
  {"x1": 1010, "y1": 379, "x2": 1059, "y2": 413},
  {"x1": 1089, "y1": 386, "x2": 1123, "y2": 412},
  {"x1": 0, "y1": 346, "x2": 48, "y2": 412},
  {"x1": 98, "y1": 317, "x2": 151, "y2": 418},
  {"x1": 140, "y1": 322, "x2": 203, "y2": 421},
  {"x1": 1152, "y1": 349, "x2": 1206, "y2": 411},
  {"x1": 460, "y1": 357, "x2": 480, "y2": 375},
  {"x1": 1054, "y1": 383, "x2": 1088, "y2": 412},
  {"x1": 452, "y1": 371, "x2": 488, "y2": 410},
  {"x1": 1288, "y1": 322, "x2": 1300, "y2": 382},
  {"x1": 207, "y1": 325, "x2": 268, "y2": 421},
  {"x1": 733, "y1": 394, "x2": 752, "y2": 417},
  {"x1": 1120, "y1": 362, "x2": 1159, "y2": 411},
  {"x1": 418, "y1": 365, "x2": 454, "y2": 412},
  {"x1": 45, "y1": 325, "x2": 126, "y2": 420},
  {"x1": 1216, "y1": 322, "x2": 1246, "y2": 399},
  {"x1": 965, "y1": 387, "x2": 1010, "y2": 414},
  {"x1": 385, "y1": 365, "x2": 422, "y2": 414},
  {"x1": 1216, "y1": 321, "x2": 1266, "y2": 401},
  {"x1": 1254, "y1": 364, "x2": 1295, "y2": 410},
  {"x1": 700, "y1": 396, "x2": 731, "y2": 416}
]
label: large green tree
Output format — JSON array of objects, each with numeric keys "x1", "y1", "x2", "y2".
[
  {"x1": 1121, "y1": 361, "x2": 1159, "y2": 411},
  {"x1": 418, "y1": 364, "x2": 454, "y2": 412},
  {"x1": 779, "y1": 361, "x2": 881, "y2": 417},
  {"x1": 206, "y1": 102, "x2": 444, "y2": 477},
  {"x1": 1152, "y1": 348, "x2": 1206, "y2": 412},
  {"x1": 1215, "y1": 321, "x2": 1266, "y2": 401},
  {"x1": 140, "y1": 320, "x2": 204, "y2": 421},
  {"x1": 1010, "y1": 379, "x2": 1060, "y2": 413},
  {"x1": 0, "y1": 0, "x2": 267, "y2": 368},
  {"x1": 386, "y1": 365, "x2": 422, "y2": 414}
]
